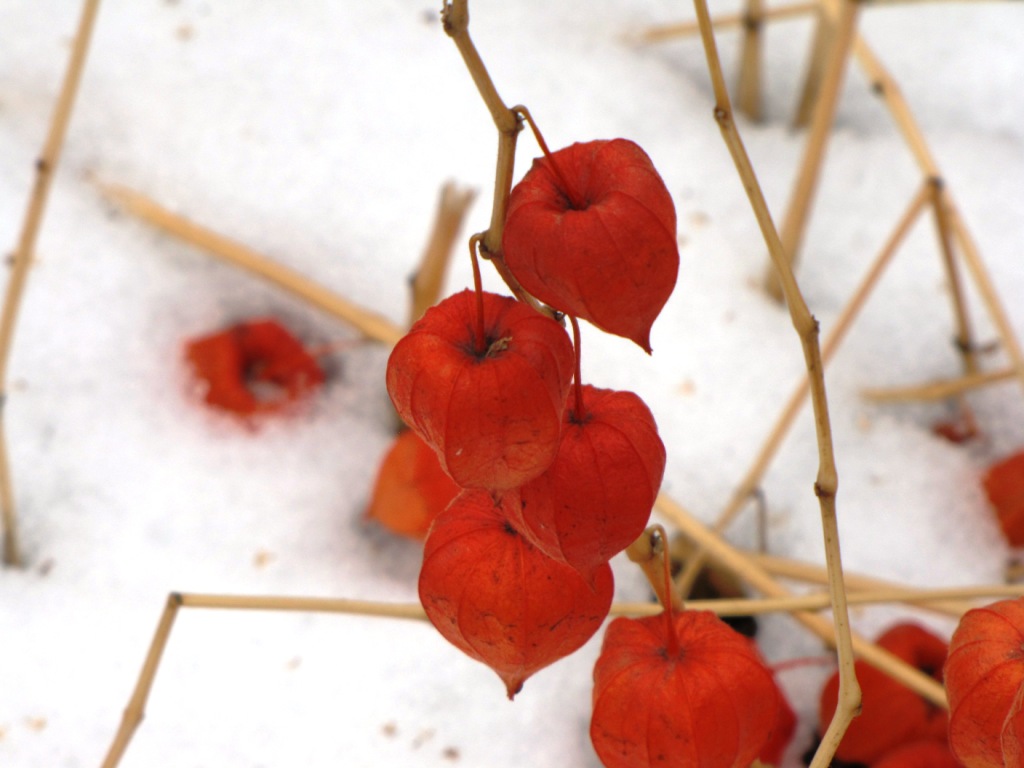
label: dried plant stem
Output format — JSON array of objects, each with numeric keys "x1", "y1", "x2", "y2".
[
  {"x1": 658, "y1": 494, "x2": 946, "y2": 708},
  {"x1": 626, "y1": 525, "x2": 684, "y2": 612},
  {"x1": 925, "y1": 177, "x2": 981, "y2": 431},
  {"x1": 102, "y1": 565, "x2": 983, "y2": 768},
  {"x1": 735, "y1": 0, "x2": 766, "y2": 120},
  {"x1": 442, "y1": 0, "x2": 518, "y2": 257},
  {"x1": 792, "y1": 8, "x2": 836, "y2": 128},
  {"x1": 441, "y1": 3, "x2": 555, "y2": 319},
  {"x1": 677, "y1": 182, "x2": 930, "y2": 595},
  {"x1": 943, "y1": 189, "x2": 1024, "y2": 397},
  {"x1": 98, "y1": 183, "x2": 404, "y2": 347},
  {"x1": 636, "y1": 2, "x2": 816, "y2": 43},
  {"x1": 98, "y1": 592, "x2": 428, "y2": 768},
  {"x1": 764, "y1": 0, "x2": 859, "y2": 302},
  {"x1": 100, "y1": 594, "x2": 181, "y2": 768},
  {"x1": 688, "y1": 3, "x2": 861, "y2": 761},
  {"x1": 408, "y1": 181, "x2": 477, "y2": 324},
  {"x1": 849, "y1": 31, "x2": 939, "y2": 176},
  {"x1": 700, "y1": 583, "x2": 1024, "y2": 615},
  {"x1": 0, "y1": 0, "x2": 103, "y2": 567},
  {"x1": 841, "y1": 8, "x2": 1024, "y2": 396},
  {"x1": 930, "y1": 179, "x2": 977, "y2": 376},
  {"x1": 862, "y1": 366, "x2": 1013, "y2": 403},
  {"x1": 751, "y1": 551, "x2": 974, "y2": 617}
]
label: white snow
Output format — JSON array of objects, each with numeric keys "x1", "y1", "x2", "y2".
[{"x1": 0, "y1": 1, "x2": 1022, "y2": 766}]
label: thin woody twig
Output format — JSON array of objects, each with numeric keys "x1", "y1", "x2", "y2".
[
  {"x1": 101, "y1": 567, "x2": 993, "y2": 768},
  {"x1": 943, "y1": 188, "x2": 1024, "y2": 398},
  {"x1": 929, "y1": 178, "x2": 978, "y2": 378},
  {"x1": 849, "y1": 27, "x2": 940, "y2": 176},
  {"x1": 441, "y1": 0, "x2": 520, "y2": 258},
  {"x1": 750, "y1": 551, "x2": 974, "y2": 617},
  {"x1": 840, "y1": 5, "x2": 1024, "y2": 398},
  {"x1": 657, "y1": 494, "x2": 946, "y2": 708},
  {"x1": 408, "y1": 182, "x2": 477, "y2": 324},
  {"x1": 0, "y1": 0, "x2": 103, "y2": 567},
  {"x1": 735, "y1": 0, "x2": 766, "y2": 120},
  {"x1": 635, "y1": 3, "x2": 817, "y2": 43},
  {"x1": 687, "y1": 1, "x2": 860, "y2": 762},
  {"x1": 627, "y1": 525, "x2": 685, "y2": 613},
  {"x1": 98, "y1": 183, "x2": 405, "y2": 347},
  {"x1": 677, "y1": 182, "x2": 930, "y2": 596},
  {"x1": 928, "y1": 176, "x2": 980, "y2": 431},
  {"x1": 694, "y1": 583, "x2": 1024, "y2": 614},
  {"x1": 792, "y1": 7, "x2": 836, "y2": 128},
  {"x1": 764, "y1": 0, "x2": 860, "y2": 302},
  {"x1": 100, "y1": 593, "x2": 181, "y2": 768},
  {"x1": 863, "y1": 367, "x2": 1014, "y2": 403}
]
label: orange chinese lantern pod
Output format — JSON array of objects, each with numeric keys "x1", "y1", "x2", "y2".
[
  {"x1": 365, "y1": 430, "x2": 459, "y2": 539},
  {"x1": 875, "y1": 622, "x2": 950, "y2": 742},
  {"x1": 758, "y1": 673, "x2": 796, "y2": 767},
  {"x1": 506, "y1": 384, "x2": 665, "y2": 574},
  {"x1": 819, "y1": 622, "x2": 949, "y2": 764},
  {"x1": 870, "y1": 739, "x2": 961, "y2": 768},
  {"x1": 877, "y1": 622, "x2": 949, "y2": 671},
  {"x1": 982, "y1": 450, "x2": 1024, "y2": 547},
  {"x1": 503, "y1": 139, "x2": 679, "y2": 353},
  {"x1": 386, "y1": 290, "x2": 574, "y2": 491},
  {"x1": 184, "y1": 317, "x2": 325, "y2": 416},
  {"x1": 419, "y1": 489, "x2": 614, "y2": 699},
  {"x1": 591, "y1": 610, "x2": 779, "y2": 768},
  {"x1": 945, "y1": 597, "x2": 1024, "y2": 768}
]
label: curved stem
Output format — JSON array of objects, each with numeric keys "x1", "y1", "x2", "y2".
[
  {"x1": 627, "y1": 526, "x2": 683, "y2": 654},
  {"x1": 676, "y1": 182, "x2": 930, "y2": 596},
  {"x1": 687, "y1": 2, "x2": 859, "y2": 764},
  {"x1": 1, "y1": 0, "x2": 104, "y2": 566},
  {"x1": 100, "y1": 183, "x2": 405, "y2": 345},
  {"x1": 409, "y1": 181, "x2": 478, "y2": 325},
  {"x1": 658, "y1": 494, "x2": 944, "y2": 707},
  {"x1": 569, "y1": 315, "x2": 585, "y2": 418},
  {"x1": 469, "y1": 235, "x2": 486, "y2": 355},
  {"x1": 514, "y1": 105, "x2": 584, "y2": 209},
  {"x1": 441, "y1": 0, "x2": 520, "y2": 257}
]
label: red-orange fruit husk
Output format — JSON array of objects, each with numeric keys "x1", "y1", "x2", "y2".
[
  {"x1": 591, "y1": 611, "x2": 780, "y2": 768},
  {"x1": 506, "y1": 384, "x2": 665, "y2": 575},
  {"x1": 819, "y1": 622, "x2": 949, "y2": 764},
  {"x1": 871, "y1": 739, "x2": 962, "y2": 768},
  {"x1": 945, "y1": 598, "x2": 1024, "y2": 768},
  {"x1": 503, "y1": 139, "x2": 679, "y2": 353},
  {"x1": 1001, "y1": 684, "x2": 1024, "y2": 767},
  {"x1": 983, "y1": 451, "x2": 1024, "y2": 547},
  {"x1": 419, "y1": 489, "x2": 614, "y2": 699},
  {"x1": 759, "y1": 673, "x2": 796, "y2": 766},
  {"x1": 184, "y1": 317, "x2": 325, "y2": 415},
  {"x1": 386, "y1": 290, "x2": 574, "y2": 491},
  {"x1": 365, "y1": 430, "x2": 460, "y2": 539}
]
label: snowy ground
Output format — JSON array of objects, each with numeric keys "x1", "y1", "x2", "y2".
[{"x1": 0, "y1": 1, "x2": 1022, "y2": 766}]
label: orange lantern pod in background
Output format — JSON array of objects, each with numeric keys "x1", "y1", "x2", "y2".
[
  {"x1": 818, "y1": 622, "x2": 948, "y2": 764},
  {"x1": 366, "y1": 429, "x2": 459, "y2": 539},
  {"x1": 871, "y1": 739, "x2": 961, "y2": 768},
  {"x1": 982, "y1": 451, "x2": 1024, "y2": 547},
  {"x1": 945, "y1": 597, "x2": 1024, "y2": 768},
  {"x1": 185, "y1": 317, "x2": 325, "y2": 416}
]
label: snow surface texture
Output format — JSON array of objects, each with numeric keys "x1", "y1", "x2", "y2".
[{"x1": 0, "y1": 1, "x2": 1022, "y2": 766}]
